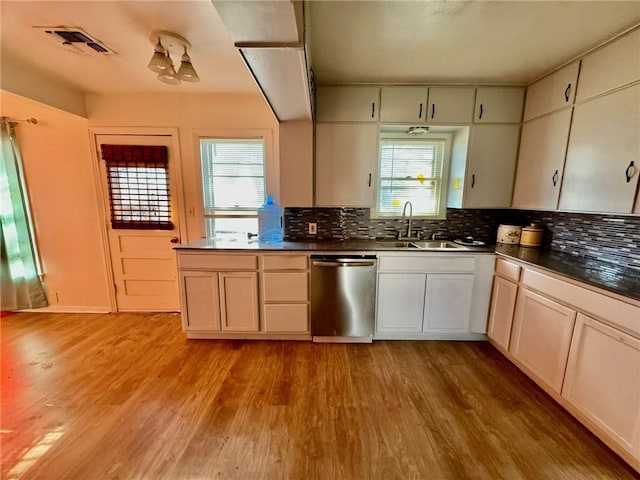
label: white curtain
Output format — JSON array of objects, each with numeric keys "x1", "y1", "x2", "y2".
[{"x1": 0, "y1": 117, "x2": 47, "y2": 310}]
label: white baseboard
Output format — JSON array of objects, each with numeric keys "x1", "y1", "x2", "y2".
[{"x1": 19, "y1": 305, "x2": 112, "y2": 314}]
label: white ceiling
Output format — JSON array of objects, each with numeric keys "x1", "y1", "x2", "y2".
[
  {"x1": 1, "y1": 1, "x2": 639, "y2": 99},
  {"x1": 309, "y1": 1, "x2": 640, "y2": 86},
  {"x1": 0, "y1": 0, "x2": 258, "y2": 94}
]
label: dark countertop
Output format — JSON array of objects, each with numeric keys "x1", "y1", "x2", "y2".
[
  {"x1": 175, "y1": 238, "x2": 495, "y2": 253},
  {"x1": 495, "y1": 244, "x2": 640, "y2": 302}
]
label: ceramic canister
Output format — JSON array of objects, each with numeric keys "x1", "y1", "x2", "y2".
[
  {"x1": 496, "y1": 224, "x2": 522, "y2": 244},
  {"x1": 520, "y1": 224, "x2": 544, "y2": 247}
]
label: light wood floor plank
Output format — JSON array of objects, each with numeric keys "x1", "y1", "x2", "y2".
[{"x1": 1, "y1": 312, "x2": 637, "y2": 479}]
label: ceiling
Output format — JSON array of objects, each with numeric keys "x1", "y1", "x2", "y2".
[
  {"x1": 309, "y1": 1, "x2": 640, "y2": 85},
  {"x1": 1, "y1": 1, "x2": 639, "y2": 99}
]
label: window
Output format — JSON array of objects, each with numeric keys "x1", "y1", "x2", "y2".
[
  {"x1": 200, "y1": 138, "x2": 265, "y2": 238},
  {"x1": 101, "y1": 144, "x2": 172, "y2": 229},
  {"x1": 376, "y1": 133, "x2": 450, "y2": 218}
]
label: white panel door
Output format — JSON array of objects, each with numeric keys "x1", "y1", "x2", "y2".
[
  {"x1": 376, "y1": 273, "x2": 426, "y2": 333},
  {"x1": 96, "y1": 134, "x2": 181, "y2": 312},
  {"x1": 315, "y1": 123, "x2": 378, "y2": 207},
  {"x1": 559, "y1": 84, "x2": 640, "y2": 213},
  {"x1": 464, "y1": 125, "x2": 521, "y2": 208},
  {"x1": 487, "y1": 276, "x2": 518, "y2": 352},
  {"x1": 423, "y1": 274, "x2": 473, "y2": 333},
  {"x1": 512, "y1": 109, "x2": 572, "y2": 210},
  {"x1": 510, "y1": 288, "x2": 577, "y2": 393},
  {"x1": 562, "y1": 314, "x2": 640, "y2": 464}
]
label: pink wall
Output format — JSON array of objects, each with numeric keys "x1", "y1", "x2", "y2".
[
  {"x1": 1, "y1": 91, "x2": 112, "y2": 311},
  {"x1": 86, "y1": 93, "x2": 280, "y2": 242}
]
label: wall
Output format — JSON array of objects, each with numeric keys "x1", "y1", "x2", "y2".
[
  {"x1": 0, "y1": 90, "x2": 111, "y2": 311},
  {"x1": 85, "y1": 93, "x2": 279, "y2": 243}
]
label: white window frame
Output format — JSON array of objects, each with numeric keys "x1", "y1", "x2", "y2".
[
  {"x1": 372, "y1": 130, "x2": 452, "y2": 220},
  {"x1": 193, "y1": 129, "x2": 275, "y2": 239}
]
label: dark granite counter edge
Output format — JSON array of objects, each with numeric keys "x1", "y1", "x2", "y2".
[{"x1": 495, "y1": 244, "x2": 640, "y2": 302}]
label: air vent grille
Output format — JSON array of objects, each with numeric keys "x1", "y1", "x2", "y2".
[{"x1": 36, "y1": 26, "x2": 115, "y2": 54}]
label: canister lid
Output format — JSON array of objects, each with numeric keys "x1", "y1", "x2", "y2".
[{"x1": 522, "y1": 223, "x2": 543, "y2": 232}]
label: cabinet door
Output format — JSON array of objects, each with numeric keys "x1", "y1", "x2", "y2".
[
  {"x1": 380, "y1": 86, "x2": 429, "y2": 123},
  {"x1": 219, "y1": 272, "x2": 259, "y2": 332},
  {"x1": 487, "y1": 276, "x2": 518, "y2": 352},
  {"x1": 180, "y1": 271, "x2": 221, "y2": 331},
  {"x1": 315, "y1": 86, "x2": 379, "y2": 122},
  {"x1": 576, "y1": 28, "x2": 640, "y2": 102},
  {"x1": 474, "y1": 87, "x2": 524, "y2": 123},
  {"x1": 562, "y1": 314, "x2": 640, "y2": 463},
  {"x1": 315, "y1": 123, "x2": 378, "y2": 207},
  {"x1": 376, "y1": 273, "x2": 425, "y2": 333},
  {"x1": 427, "y1": 87, "x2": 475, "y2": 124},
  {"x1": 559, "y1": 84, "x2": 640, "y2": 213},
  {"x1": 512, "y1": 109, "x2": 572, "y2": 210},
  {"x1": 423, "y1": 274, "x2": 473, "y2": 333},
  {"x1": 523, "y1": 61, "x2": 579, "y2": 121},
  {"x1": 464, "y1": 125, "x2": 520, "y2": 208},
  {"x1": 510, "y1": 288, "x2": 577, "y2": 393}
]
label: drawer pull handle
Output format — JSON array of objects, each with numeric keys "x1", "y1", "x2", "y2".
[
  {"x1": 418, "y1": 103, "x2": 423, "y2": 119},
  {"x1": 552, "y1": 169, "x2": 559, "y2": 186},
  {"x1": 431, "y1": 103, "x2": 435, "y2": 119},
  {"x1": 371, "y1": 102, "x2": 375, "y2": 118},
  {"x1": 368, "y1": 173, "x2": 372, "y2": 187},
  {"x1": 479, "y1": 104, "x2": 484, "y2": 120},
  {"x1": 564, "y1": 83, "x2": 571, "y2": 102},
  {"x1": 471, "y1": 174, "x2": 476, "y2": 188},
  {"x1": 625, "y1": 161, "x2": 635, "y2": 183}
]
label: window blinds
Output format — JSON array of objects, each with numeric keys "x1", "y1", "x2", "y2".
[
  {"x1": 200, "y1": 139, "x2": 265, "y2": 214},
  {"x1": 378, "y1": 138, "x2": 446, "y2": 216},
  {"x1": 101, "y1": 144, "x2": 172, "y2": 230}
]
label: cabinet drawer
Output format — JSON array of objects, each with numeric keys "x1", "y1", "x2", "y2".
[
  {"x1": 379, "y1": 255, "x2": 476, "y2": 273},
  {"x1": 263, "y1": 272, "x2": 308, "y2": 302},
  {"x1": 261, "y1": 255, "x2": 308, "y2": 271},
  {"x1": 263, "y1": 304, "x2": 309, "y2": 332},
  {"x1": 178, "y1": 253, "x2": 257, "y2": 270},
  {"x1": 495, "y1": 257, "x2": 521, "y2": 282},
  {"x1": 522, "y1": 268, "x2": 640, "y2": 337}
]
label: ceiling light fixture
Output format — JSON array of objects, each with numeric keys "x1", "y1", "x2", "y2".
[{"x1": 147, "y1": 31, "x2": 199, "y2": 85}]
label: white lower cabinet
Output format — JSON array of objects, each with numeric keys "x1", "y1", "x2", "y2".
[
  {"x1": 376, "y1": 273, "x2": 426, "y2": 333},
  {"x1": 488, "y1": 257, "x2": 640, "y2": 471},
  {"x1": 562, "y1": 314, "x2": 640, "y2": 463},
  {"x1": 509, "y1": 288, "x2": 577, "y2": 393},
  {"x1": 180, "y1": 271, "x2": 221, "y2": 331},
  {"x1": 375, "y1": 254, "x2": 489, "y2": 339},
  {"x1": 487, "y1": 275, "x2": 518, "y2": 352},
  {"x1": 218, "y1": 272, "x2": 259, "y2": 332}
]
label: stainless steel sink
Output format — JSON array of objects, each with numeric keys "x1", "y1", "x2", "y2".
[
  {"x1": 375, "y1": 241, "x2": 419, "y2": 248},
  {"x1": 411, "y1": 240, "x2": 467, "y2": 250},
  {"x1": 375, "y1": 240, "x2": 467, "y2": 250}
]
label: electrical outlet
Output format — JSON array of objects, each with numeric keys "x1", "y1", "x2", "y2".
[{"x1": 308, "y1": 223, "x2": 317, "y2": 235}]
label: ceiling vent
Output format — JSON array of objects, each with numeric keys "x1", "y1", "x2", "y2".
[{"x1": 36, "y1": 27, "x2": 115, "y2": 54}]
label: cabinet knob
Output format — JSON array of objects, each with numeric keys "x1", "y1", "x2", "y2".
[{"x1": 170, "y1": 237, "x2": 180, "y2": 244}]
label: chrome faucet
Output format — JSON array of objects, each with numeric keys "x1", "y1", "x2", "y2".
[{"x1": 399, "y1": 201, "x2": 413, "y2": 239}]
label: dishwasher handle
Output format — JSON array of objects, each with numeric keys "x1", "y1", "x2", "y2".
[{"x1": 312, "y1": 260, "x2": 376, "y2": 268}]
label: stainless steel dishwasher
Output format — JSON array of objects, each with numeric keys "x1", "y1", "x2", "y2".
[{"x1": 310, "y1": 255, "x2": 377, "y2": 343}]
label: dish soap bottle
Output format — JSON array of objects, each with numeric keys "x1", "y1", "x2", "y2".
[{"x1": 257, "y1": 195, "x2": 283, "y2": 243}]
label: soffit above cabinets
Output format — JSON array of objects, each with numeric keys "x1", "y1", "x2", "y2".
[
  {"x1": 213, "y1": 0, "x2": 312, "y2": 122},
  {"x1": 308, "y1": 1, "x2": 640, "y2": 86}
]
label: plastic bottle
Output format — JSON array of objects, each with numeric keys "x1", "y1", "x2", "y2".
[{"x1": 257, "y1": 195, "x2": 283, "y2": 243}]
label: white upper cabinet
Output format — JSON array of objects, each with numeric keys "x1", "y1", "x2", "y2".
[
  {"x1": 474, "y1": 87, "x2": 525, "y2": 123},
  {"x1": 576, "y1": 28, "x2": 640, "y2": 102},
  {"x1": 315, "y1": 123, "x2": 378, "y2": 207},
  {"x1": 463, "y1": 125, "x2": 521, "y2": 208},
  {"x1": 315, "y1": 86, "x2": 380, "y2": 122},
  {"x1": 559, "y1": 83, "x2": 640, "y2": 213},
  {"x1": 512, "y1": 109, "x2": 573, "y2": 210},
  {"x1": 380, "y1": 86, "x2": 429, "y2": 123},
  {"x1": 426, "y1": 87, "x2": 476, "y2": 124},
  {"x1": 523, "y1": 61, "x2": 580, "y2": 121}
]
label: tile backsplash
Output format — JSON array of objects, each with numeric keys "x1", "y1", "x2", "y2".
[{"x1": 284, "y1": 208, "x2": 640, "y2": 270}]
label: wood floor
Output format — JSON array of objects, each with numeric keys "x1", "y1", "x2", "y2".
[{"x1": 1, "y1": 312, "x2": 637, "y2": 480}]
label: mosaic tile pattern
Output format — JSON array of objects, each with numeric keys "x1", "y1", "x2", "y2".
[{"x1": 284, "y1": 208, "x2": 640, "y2": 270}]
